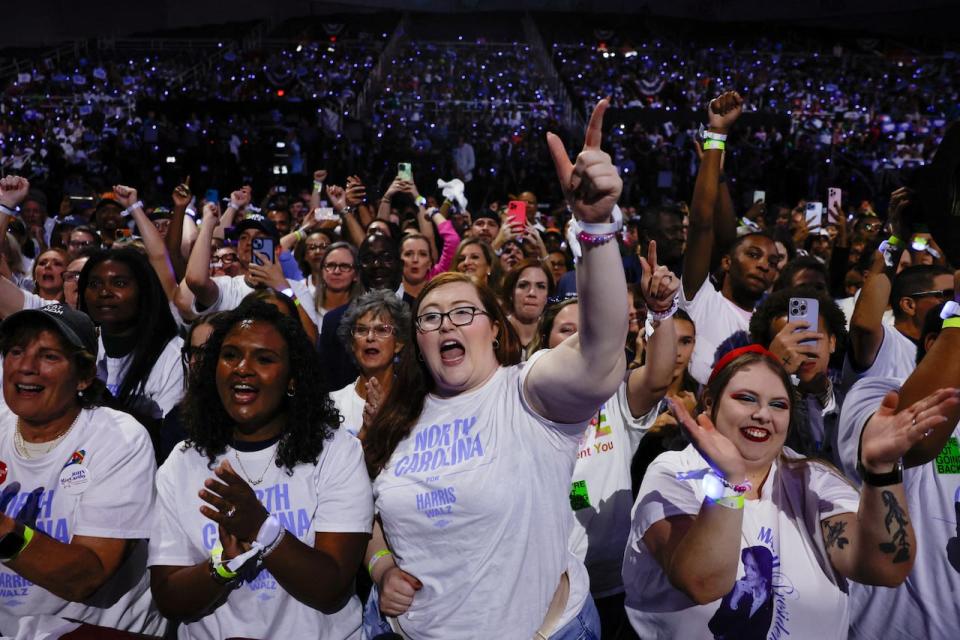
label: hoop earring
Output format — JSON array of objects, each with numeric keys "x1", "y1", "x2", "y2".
[
  {"x1": 492, "y1": 338, "x2": 500, "y2": 350},
  {"x1": 286, "y1": 387, "x2": 296, "y2": 398}
]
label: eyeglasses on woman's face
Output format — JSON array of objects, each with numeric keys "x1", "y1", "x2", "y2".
[
  {"x1": 352, "y1": 323, "x2": 395, "y2": 340},
  {"x1": 415, "y1": 306, "x2": 488, "y2": 332},
  {"x1": 323, "y1": 262, "x2": 355, "y2": 273}
]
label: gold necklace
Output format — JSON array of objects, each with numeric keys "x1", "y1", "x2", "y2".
[
  {"x1": 233, "y1": 446, "x2": 277, "y2": 486},
  {"x1": 15, "y1": 410, "x2": 83, "y2": 459}
]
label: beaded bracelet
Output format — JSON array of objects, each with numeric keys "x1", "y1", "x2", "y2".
[{"x1": 647, "y1": 294, "x2": 680, "y2": 322}]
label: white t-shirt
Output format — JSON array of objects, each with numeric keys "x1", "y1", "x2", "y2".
[
  {"x1": 373, "y1": 351, "x2": 591, "y2": 639},
  {"x1": 149, "y1": 428, "x2": 373, "y2": 640},
  {"x1": 837, "y1": 376, "x2": 960, "y2": 640},
  {"x1": 624, "y1": 445, "x2": 859, "y2": 640},
  {"x1": 330, "y1": 379, "x2": 364, "y2": 437},
  {"x1": 97, "y1": 335, "x2": 184, "y2": 420},
  {"x1": 840, "y1": 324, "x2": 916, "y2": 392},
  {"x1": 191, "y1": 275, "x2": 254, "y2": 316},
  {"x1": 569, "y1": 377, "x2": 659, "y2": 597},
  {"x1": 0, "y1": 407, "x2": 162, "y2": 638},
  {"x1": 680, "y1": 280, "x2": 753, "y2": 385}
]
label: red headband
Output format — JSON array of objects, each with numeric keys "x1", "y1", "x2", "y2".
[{"x1": 708, "y1": 344, "x2": 781, "y2": 384}]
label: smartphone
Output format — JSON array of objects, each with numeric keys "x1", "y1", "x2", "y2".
[
  {"x1": 753, "y1": 190, "x2": 766, "y2": 204},
  {"x1": 507, "y1": 200, "x2": 527, "y2": 230},
  {"x1": 828, "y1": 188, "x2": 841, "y2": 217},
  {"x1": 314, "y1": 207, "x2": 337, "y2": 221},
  {"x1": 789, "y1": 297, "x2": 820, "y2": 346},
  {"x1": 397, "y1": 162, "x2": 413, "y2": 182},
  {"x1": 204, "y1": 189, "x2": 219, "y2": 204},
  {"x1": 251, "y1": 237, "x2": 276, "y2": 265},
  {"x1": 805, "y1": 202, "x2": 823, "y2": 229}
]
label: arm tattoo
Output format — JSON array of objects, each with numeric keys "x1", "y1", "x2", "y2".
[
  {"x1": 878, "y1": 490, "x2": 911, "y2": 563},
  {"x1": 822, "y1": 520, "x2": 850, "y2": 550}
]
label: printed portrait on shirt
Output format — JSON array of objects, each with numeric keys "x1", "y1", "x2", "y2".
[{"x1": 708, "y1": 545, "x2": 774, "y2": 640}]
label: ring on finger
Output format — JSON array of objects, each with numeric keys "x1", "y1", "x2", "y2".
[{"x1": 225, "y1": 505, "x2": 237, "y2": 519}]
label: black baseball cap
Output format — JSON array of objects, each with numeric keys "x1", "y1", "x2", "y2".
[
  {"x1": 472, "y1": 209, "x2": 500, "y2": 226},
  {"x1": 1, "y1": 304, "x2": 98, "y2": 358},
  {"x1": 232, "y1": 213, "x2": 279, "y2": 240}
]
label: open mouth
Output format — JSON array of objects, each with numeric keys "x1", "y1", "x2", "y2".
[
  {"x1": 231, "y1": 383, "x2": 259, "y2": 404},
  {"x1": 740, "y1": 426, "x2": 771, "y2": 443},
  {"x1": 15, "y1": 383, "x2": 44, "y2": 397},
  {"x1": 439, "y1": 339, "x2": 465, "y2": 365},
  {"x1": 362, "y1": 347, "x2": 382, "y2": 358}
]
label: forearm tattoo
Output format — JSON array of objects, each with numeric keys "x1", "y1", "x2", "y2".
[
  {"x1": 878, "y1": 490, "x2": 910, "y2": 563},
  {"x1": 822, "y1": 520, "x2": 849, "y2": 550}
]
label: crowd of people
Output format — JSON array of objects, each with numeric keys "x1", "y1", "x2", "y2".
[{"x1": 1, "y1": 15, "x2": 960, "y2": 640}]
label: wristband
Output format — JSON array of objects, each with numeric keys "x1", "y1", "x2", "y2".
[
  {"x1": 940, "y1": 300, "x2": 960, "y2": 320},
  {"x1": 121, "y1": 200, "x2": 143, "y2": 217},
  {"x1": 209, "y1": 543, "x2": 240, "y2": 586},
  {"x1": 703, "y1": 139, "x2": 726, "y2": 151},
  {"x1": 0, "y1": 525, "x2": 34, "y2": 563},
  {"x1": 367, "y1": 549, "x2": 392, "y2": 577},
  {"x1": 255, "y1": 515, "x2": 286, "y2": 559},
  {"x1": 647, "y1": 294, "x2": 679, "y2": 322},
  {"x1": 703, "y1": 130, "x2": 728, "y2": 142},
  {"x1": 712, "y1": 494, "x2": 745, "y2": 510},
  {"x1": 886, "y1": 235, "x2": 904, "y2": 248},
  {"x1": 313, "y1": 181, "x2": 323, "y2": 193},
  {"x1": 565, "y1": 204, "x2": 624, "y2": 262},
  {"x1": 703, "y1": 469, "x2": 751, "y2": 502},
  {"x1": 415, "y1": 195, "x2": 427, "y2": 208},
  {"x1": 293, "y1": 230, "x2": 303, "y2": 243},
  {"x1": 0, "y1": 203, "x2": 19, "y2": 217},
  {"x1": 943, "y1": 317, "x2": 960, "y2": 330}
]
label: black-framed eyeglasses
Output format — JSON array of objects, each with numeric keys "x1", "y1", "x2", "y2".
[
  {"x1": 416, "y1": 306, "x2": 488, "y2": 332},
  {"x1": 908, "y1": 288, "x2": 953, "y2": 300}
]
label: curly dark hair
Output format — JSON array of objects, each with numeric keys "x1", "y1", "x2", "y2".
[
  {"x1": 182, "y1": 300, "x2": 341, "y2": 472},
  {"x1": 749, "y1": 286, "x2": 848, "y2": 369}
]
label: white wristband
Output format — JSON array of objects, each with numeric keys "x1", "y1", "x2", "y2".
[
  {"x1": 254, "y1": 514, "x2": 284, "y2": 549},
  {"x1": 703, "y1": 130, "x2": 728, "y2": 142},
  {"x1": 121, "y1": 200, "x2": 143, "y2": 217},
  {"x1": 0, "y1": 203, "x2": 18, "y2": 217}
]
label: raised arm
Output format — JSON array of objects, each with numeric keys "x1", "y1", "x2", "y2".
[
  {"x1": 328, "y1": 184, "x2": 364, "y2": 247},
  {"x1": 113, "y1": 185, "x2": 179, "y2": 301},
  {"x1": 848, "y1": 251, "x2": 890, "y2": 370},
  {"x1": 183, "y1": 203, "x2": 223, "y2": 310},
  {"x1": 0, "y1": 176, "x2": 30, "y2": 316},
  {"x1": 683, "y1": 92, "x2": 743, "y2": 299},
  {"x1": 310, "y1": 169, "x2": 326, "y2": 211},
  {"x1": 161, "y1": 179, "x2": 191, "y2": 280},
  {"x1": 213, "y1": 187, "x2": 249, "y2": 243},
  {"x1": 824, "y1": 389, "x2": 959, "y2": 585},
  {"x1": 524, "y1": 99, "x2": 628, "y2": 423},
  {"x1": 894, "y1": 269, "x2": 960, "y2": 466},
  {"x1": 626, "y1": 242, "x2": 680, "y2": 418},
  {"x1": 427, "y1": 202, "x2": 461, "y2": 278},
  {"x1": 378, "y1": 177, "x2": 405, "y2": 222}
]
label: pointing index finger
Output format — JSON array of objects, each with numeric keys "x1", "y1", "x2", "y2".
[{"x1": 583, "y1": 98, "x2": 610, "y2": 150}]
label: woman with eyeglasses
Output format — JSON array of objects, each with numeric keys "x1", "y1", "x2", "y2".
[
  {"x1": 312, "y1": 242, "x2": 363, "y2": 323},
  {"x1": 332, "y1": 290, "x2": 410, "y2": 439},
  {"x1": 362, "y1": 100, "x2": 628, "y2": 639},
  {"x1": 296, "y1": 228, "x2": 337, "y2": 296}
]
